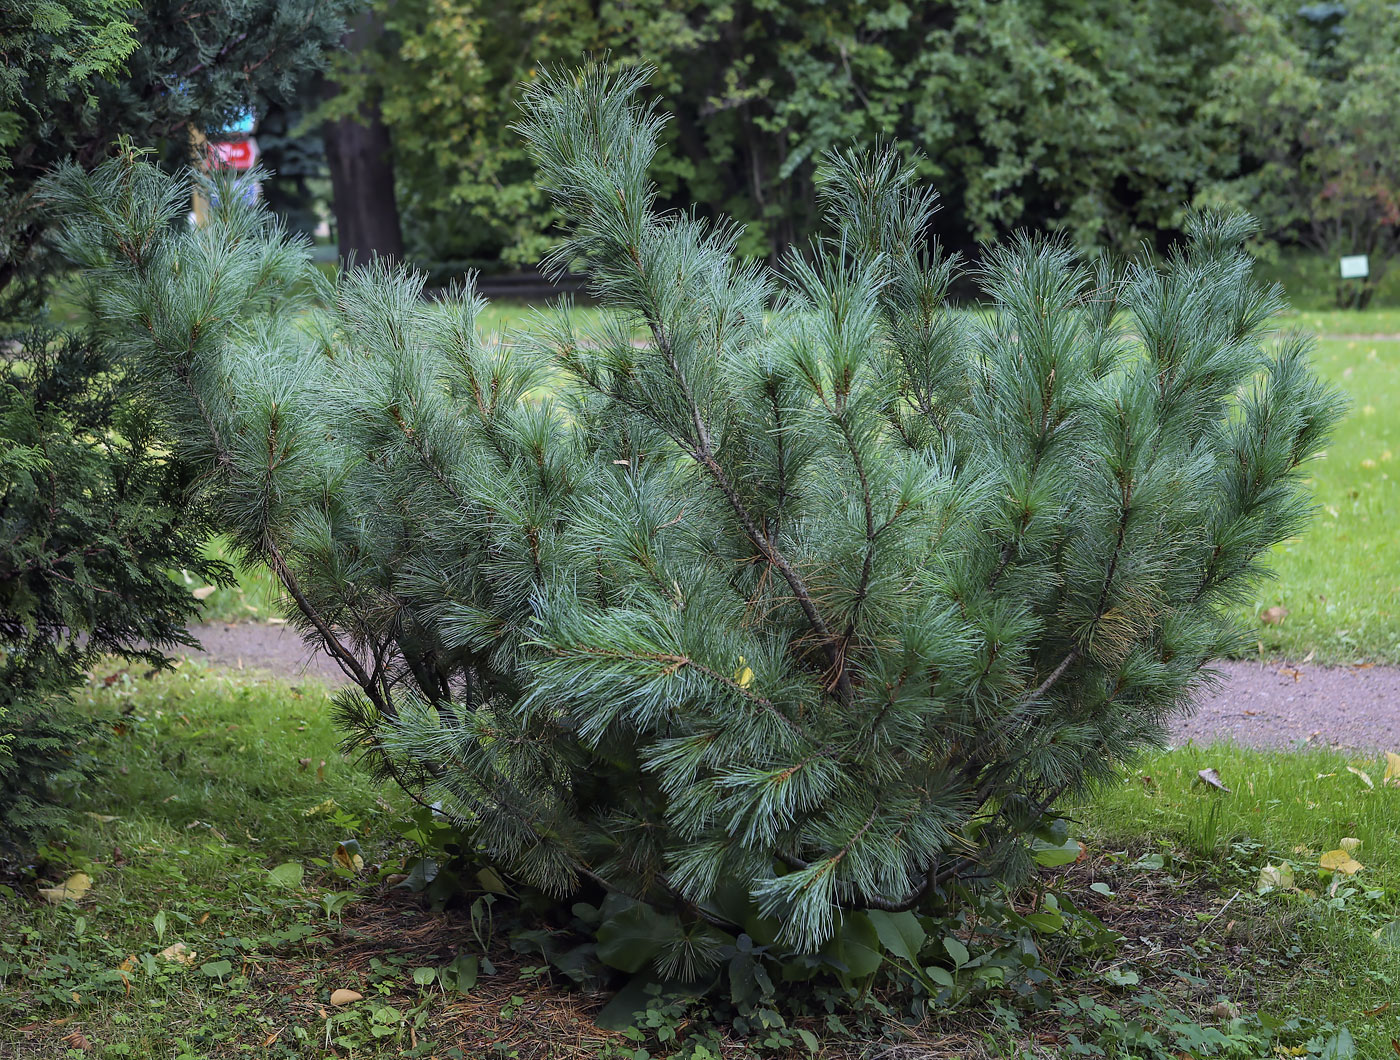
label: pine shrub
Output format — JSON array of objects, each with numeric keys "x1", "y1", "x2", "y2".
[{"x1": 42, "y1": 69, "x2": 1342, "y2": 960}]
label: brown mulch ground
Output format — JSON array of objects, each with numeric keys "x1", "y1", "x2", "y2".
[
  {"x1": 210, "y1": 858, "x2": 1281, "y2": 1060},
  {"x1": 180, "y1": 622, "x2": 1400, "y2": 752}
]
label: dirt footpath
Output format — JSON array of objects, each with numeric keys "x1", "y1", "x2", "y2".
[{"x1": 176, "y1": 623, "x2": 1400, "y2": 752}]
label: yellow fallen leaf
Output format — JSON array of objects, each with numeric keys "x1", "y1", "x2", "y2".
[
  {"x1": 1320, "y1": 849, "x2": 1363, "y2": 875},
  {"x1": 1384, "y1": 751, "x2": 1400, "y2": 787},
  {"x1": 1260, "y1": 605, "x2": 1288, "y2": 626},
  {"x1": 157, "y1": 942, "x2": 196, "y2": 965},
  {"x1": 191, "y1": 585, "x2": 217, "y2": 600},
  {"x1": 332, "y1": 843, "x2": 364, "y2": 873},
  {"x1": 38, "y1": 873, "x2": 91, "y2": 904},
  {"x1": 734, "y1": 656, "x2": 753, "y2": 689},
  {"x1": 330, "y1": 989, "x2": 362, "y2": 1006},
  {"x1": 1347, "y1": 765, "x2": 1374, "y2": 789}
]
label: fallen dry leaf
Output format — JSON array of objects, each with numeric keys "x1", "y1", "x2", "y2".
[
  {"x1": 38, "y1": 873, "x2": 92, "y2": 905},
  {"x1": 1257, "y1": 863, "x2": 1295, "y2": 893},
  {"x1": 1320, "y1": 849, "x2": 1363, "y2": 875},
  {"x1": 61, "y1": 1031, "x2": 93, "y2": 1052},
  {"x1": 1384, "y1": 751, "x2": 1400, "y2": 787},
  {"x1": 1196, "y1": 768, "x2": 1232, "y2": 793},
  {"x1": 1260, "y1": 605, "x2": 1288, "y2": 626},
  {"x1": 330, "y1": 989, "x2": 362, "y2": 1006},
  {"x1": 1340, "y1": 837, "x2": 1362, "y2": 854},
  {"x1": 1346, "y1": 766, "x2": 1374, "y2": 789},
  {"x1": 157, "y1": 942, "x2": 197, "y2": 965},
  {"x1": 191, "y1": 585, "x2": 217, "y2": 600},
  {"x1": 332, "y1": 843, "x2": 364, "y2": 874}
]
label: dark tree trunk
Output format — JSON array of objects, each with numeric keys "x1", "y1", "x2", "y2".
[{"x1": 321, "y1": 12, "x2": 404, "y2": 264}]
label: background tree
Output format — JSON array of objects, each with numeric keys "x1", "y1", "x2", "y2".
[
  {"x1": 328, "y1": 0, "x2": 1244, "y2": 273},
  {"x1": 46, "y1": 67, "x2": 1342, "y2": 967},
  {"x1": 0, "y1": 0, "x2": 136, "y2": 304},
  {"x1": 257, "y1": 102, "x2": 328, "y2": 241},
  {"x1": 319, "y1": 7, "x2": 405, "y2": 264},
  {"x1": 320, "y1": 0, "x2": 599, "y2": 270},
  {"x1": 0, "y1": 0, "x2": 355, "y2": 310},
  {"x1": 1204, "y1": 0, "x2": 1400, "y2": 307}
]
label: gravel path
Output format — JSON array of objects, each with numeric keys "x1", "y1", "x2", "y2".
[{"x1": 176, "y1": 623, "x2": 1400, "y2": 752}]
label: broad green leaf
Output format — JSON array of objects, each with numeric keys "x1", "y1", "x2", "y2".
[
  {"x1": 867, "y1": 909, "x2": 926, "y2": 966},
  {"x1": 445, "y1": 953, "x2": 478, "y2": 993},
  {"x1": 595, "y1": 975, "x2": 658, "y2": 1031},
  {"x1": 1103, "y1": 967, "x2": 1139, "y2": 987},
  {"x1": 394, "y1": 856, "x2": 438, "y2": 892},
  {"x1": 825, "y1": 912, "x2": 883, "y2": 980},
  {"x1": 412, "y1": 966, "x2": 437, "y2": 986},
  {"x1": 595, "y1": 975, "x2": 710, "y2": 1031},
  {"x1": 200, "y1": 959, "x2": 232, "y2": 978},
  {"x1": 925, "y1": 964, "x2": 955, "y2": 988},
  {"x1": 1372, "y1": 920, "x2": 1400, "y2": 950},
  {"x1": 596, "y1": 897, "x2": 682, "y2": 973},
  {"x1": 942, "y1": 936, "x2": 969, "y2": 968},
  {"x1": 476, "y1": 867, "x2": 509, "y2": 894},
  {"x1": 1023, "y1": 910, "x2": 1065, "y2": 934},
  {"x1": 1032, "y1": 836, "x2": 1080, "y2": 867},
  {"x1": 266, "y1": 862, "x2": 304, "y2": 889},
  {"x1": 1319, "y1": 1026, "x2": 1355, "y2": 1059}
]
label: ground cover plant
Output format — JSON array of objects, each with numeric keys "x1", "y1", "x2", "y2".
[
  {"x1": 38, "y1": 62, "x2": 1344, "y2": 988},
  {"x1": 1, "y1": 666, "x2": 1396, "y2": 1058}
]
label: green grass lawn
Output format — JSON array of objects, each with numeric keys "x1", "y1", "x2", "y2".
[
  {"x1": 3, "y1": 668, "x2": 1398, "y2": 1058},
  {"x1": 1241, "y1": 323, "x2": 1400, "y2": 663},
  {"x1": 1070, "y1": 745, "x2": 1400, "y2": 1058},
  {"x1": 0, "y1": 666, "x2": 419, "y2": 1058}
]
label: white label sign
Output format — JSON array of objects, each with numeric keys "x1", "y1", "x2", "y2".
[{"x1": 1340, "y1": 254, "x2": 1370, "y2": 279}]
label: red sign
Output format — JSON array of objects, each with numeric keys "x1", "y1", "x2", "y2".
[{"x1": 208, "y1": 138, "x2": 259, "y2": 171}]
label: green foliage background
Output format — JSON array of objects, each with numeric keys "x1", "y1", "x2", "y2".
[{"x1": 332, "y1": 0, "x2": 1399, "y2": 290}]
